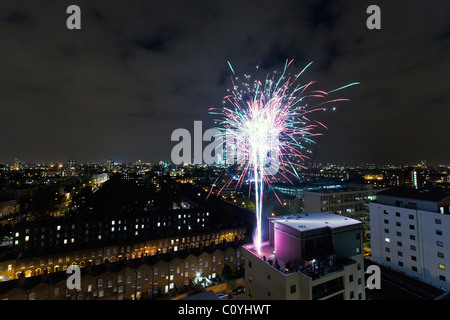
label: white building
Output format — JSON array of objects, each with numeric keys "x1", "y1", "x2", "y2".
[
  {"x1": 369, "y1": 188, "x2": 450, "y2": 290},
  {"x1": 243, "y1": 212, "x2": 365, "y2": 300},
  {"x1": 304, "y1": 183, "x2": 385, "y2": 221}
]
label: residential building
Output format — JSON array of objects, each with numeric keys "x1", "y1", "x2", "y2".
[
  {"x1": 369, "y1": 187, "x2": 450, "y2": 290},
  {"x1": 303, "y1": 183, "x2": 385, "y2": 221},
  {"x1": 243, "y1": 212, "x2": 365, "y2": 300},
  {"x1": 0, "y1": 241, "x2": 245, "y2": 300}
]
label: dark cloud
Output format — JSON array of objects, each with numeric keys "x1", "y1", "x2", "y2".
[{"x1": 0, "y1": 0, "x2": 449, "y2": 165}]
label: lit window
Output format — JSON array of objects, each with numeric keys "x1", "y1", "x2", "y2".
[
  {"x1": 385, "y1": 238, "x2": 390, "y2": 243},
  {"x1": 439, "y1": 264, "x2": 445, "y2": 270}
]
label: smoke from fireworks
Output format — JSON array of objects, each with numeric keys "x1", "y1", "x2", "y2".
[{"x1": 210, "y1": 59, "x2": 358, "y2": 255}]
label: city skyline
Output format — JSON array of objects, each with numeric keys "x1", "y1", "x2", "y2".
[{"x1": 1, "y1": 1, "x2": 449, "y2": 165}]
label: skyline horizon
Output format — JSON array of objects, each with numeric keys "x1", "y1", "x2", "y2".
[{"x1": 1, "y1": 156, "x2": 447, "y2": 167}]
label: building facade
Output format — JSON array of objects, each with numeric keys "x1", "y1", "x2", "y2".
[
  {"x1": 0, "y1": 227, "x2": 245, "y2": 283},
  {"x1": 243, "y1": 212, "x2": 365, "y2": 300},
  {"x1": 304, "y1": 184, "x2": 385, "y2": 221},
  {"x1": 0, "y1": 241, "x2": 245, "y2": 300},
  {"x1": 369, "y1": 188, "x2": 450, "y2": 290}
]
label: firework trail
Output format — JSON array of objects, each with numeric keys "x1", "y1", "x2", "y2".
[{"x1": 209, "y1": 59, "x2": 358, "y2": 255}]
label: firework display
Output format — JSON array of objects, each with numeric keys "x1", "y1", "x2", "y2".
[{"x1": 210, "y1": 59, "x2": 358, "y2": 255}]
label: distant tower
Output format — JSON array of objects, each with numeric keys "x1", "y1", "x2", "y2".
[
  {"x1": 411, "y1": 170, "x2": 418, "y2": 189},
  {"x1": 13, "y1": 158, "x2": 20, "y2": 170},
  {"x1": 420, "y1": 160, "x2": 427, "y2": 169},
  {"x1": 107, "y1": 159, "x2": 114, "y2": 172},
  {"x1": 68, "y1": 159, "x2": 76, "y2": 170}
]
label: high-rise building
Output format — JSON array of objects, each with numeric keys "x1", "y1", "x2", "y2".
[
  {"x1": 107, "y1": 159, "x2": 114, "y2": 172},
  {"x1": 68, "y1": 159, "x2": 76, "y2": 170},
  {"x1": 369, "y1": 187, "x2": 450, "y2": 290},
  {"x1": 243, "y1": 212, "x2": 365, "y2": 300},
  {"x1": 13, "y1": 158, "x2": 20, "y2": 170}
]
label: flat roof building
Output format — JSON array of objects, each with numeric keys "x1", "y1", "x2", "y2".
[
  {"x1": 369, "y1": 187, "x2": 450, "y2": 290},
  {"x1": 303, "y1": 184, "x2": 386, "y2": 221},
  {"x1": 243, "y1": 212, "x2": 365, "y2": 300}
]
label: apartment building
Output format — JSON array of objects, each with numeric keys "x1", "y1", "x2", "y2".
[
  {"x1": 0, "y1": 227, "x2": 245, "y2": 282},
  {"x1": 369, "y1": 187, "x2": 450, "y2": 290},
  {"x1": 244, "y1": 212, "x2": 365, "y2": 300},
  {"x1": 304, "y1": 184, "x2": 385, "y2": 221},
  {"x1": 0, "y1": 241, "x2": 245, "y2": 300}
]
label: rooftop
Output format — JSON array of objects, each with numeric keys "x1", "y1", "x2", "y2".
[
  {"x1": 377, "y1": 187, "x2": 450, "y2": 202},
  {"x1": 269, "y1": 212, "x2": 362, "y2": 232}
]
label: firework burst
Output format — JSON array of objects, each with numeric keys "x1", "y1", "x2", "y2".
[{"x1": 209, "y1": 59, "x2": 358, "y2": 255}]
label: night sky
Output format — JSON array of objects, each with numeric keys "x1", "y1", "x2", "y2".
[{"x1": 0, "y1": 0, "x2": 449, "y2": 165}]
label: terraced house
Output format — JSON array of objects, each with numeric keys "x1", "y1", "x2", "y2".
[{"x1": 0, "y1": 240, "x2": 245, "y2": 300}]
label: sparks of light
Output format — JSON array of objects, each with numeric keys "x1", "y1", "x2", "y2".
[{"x1": 210, "y1": 59, "x2": 358, "y2": 255}]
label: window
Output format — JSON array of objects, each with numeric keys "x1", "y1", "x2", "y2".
[
  {"x1": 408, "y1": 214, "x2": 414, "y2": 220},
  {"x1": 438, "y1": 252, "x2": 444, "y2": 258},
  {"x1": 396, "y1": 232, "x2": 402, "y2": 237},
  {"x1": 435, "y1": 219, "x2": 442, "y2": 225},
  {"x1": 436, "y1": 230, "x2": 442, "y2": 236},
  {"x1": 385, "y1": 247, "x2": 390, "y2": 252},
  {"x1": 412, "y1": 266, "x2": 417, "y2": 272},
  {"x1": 411, "y1": 245, "x2": 416, "y2": 251},
  {"x1": 349, "y1": 275, "x2": 354, "y2": 282},
  {"x1": 410, "y1": 235, "x2": 416, "y2": 240},
  {"x1": 383, "y1": 210, "x2": 389, "y2": 215},
  {"x1": 398, "y1": 251, "x2": 403, "y2": 257},
  {"x1": 384, "y1": 219, "x2": 389, "y2": 224},
  {"x1": 386, "y1": 257, "x2": 391, "y2": 262},
  {"x1": 398, "y1": 261, "x2": 403, "y2": 267},
  {"x1": 396, "y1": 222, "x2": 401, "y2": 227},
  {"x1": 397, "y1": 241, "x2": 402, "y2": 247},
  {"x1": 411, "y1": 255, "x2": 417, "y2": 261},
  {"x1": 395, "y1": 212, "x2": 401, "y2": 217},
  {"x1": 437, "y1": 241, "x2": 444, "y2": 247},
  {"x1": 438, "y1": 264, "x2": 445, "y2": 270},
  {"x1": 384, "y1": 229, "x2": 389, "y2": 233},
  {"x1": 290, "y1": 285, "x2": 296, "y2": 294},
  {"x1": 439, "y1": 275, "x2": 446, "y2": 281}
]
